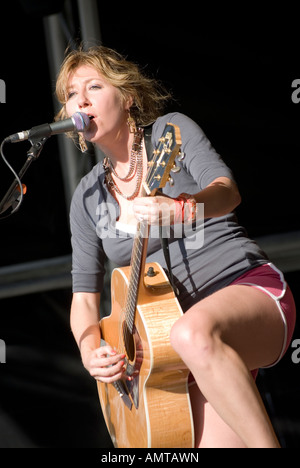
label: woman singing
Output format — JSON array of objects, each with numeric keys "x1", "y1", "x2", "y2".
[{"x1": 55, "y1": 45, "x2": 296, "y2": 448}]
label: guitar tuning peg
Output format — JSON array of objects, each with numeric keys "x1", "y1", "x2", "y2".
[
  {"x1": 177, "y1": 150, "x2": 185, "y2": 162},
  {"x1": 171, "y1": 164, "x2": 181, "y2": 173},
  {"x1": 168, "y1": 176, "x2": 175, "y2": 187}
]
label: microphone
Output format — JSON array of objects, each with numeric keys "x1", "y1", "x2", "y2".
[{"x1": 5, "y1": 112, "x2": 91, "y2": 143}]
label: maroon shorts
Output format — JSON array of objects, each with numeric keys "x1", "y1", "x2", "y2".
[
  {"x1": 188, "y1": 263, "x2": 296, "y2": 384},
  {"x1": 231, "y1": 263, "x2": 296, "y2": 378}
]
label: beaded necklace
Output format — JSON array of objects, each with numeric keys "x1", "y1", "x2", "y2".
[{"x1": 104, "y1": 127, "x2": 144, "y2": 200}]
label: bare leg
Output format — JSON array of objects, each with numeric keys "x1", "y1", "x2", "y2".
[
  {"x1": 189, "y1": 382, "x2": 247, "y2": 448},
  {"x1": 171, "y1": 285, "x2": 284, "y2": 448}
]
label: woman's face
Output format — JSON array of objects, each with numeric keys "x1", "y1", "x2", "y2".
[{"x1": 65, "y1": 65, "x2": 130, "y2": 145}]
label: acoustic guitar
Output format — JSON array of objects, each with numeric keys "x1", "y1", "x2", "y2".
[{"x1": 97, "y1": 123, "x2": 194, "y2": 448}]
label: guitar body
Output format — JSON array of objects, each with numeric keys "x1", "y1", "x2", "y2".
[{"x1": 97, "y1": 262, "x2": 194, "y2": 448}]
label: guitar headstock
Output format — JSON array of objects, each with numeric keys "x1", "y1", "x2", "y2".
[{"x1": 144, "y1": 123, "x2": 182, "y2": 196}]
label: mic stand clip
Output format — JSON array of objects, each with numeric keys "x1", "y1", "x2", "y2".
[{"x1": 27, "y1": 134, "x2": 49, "y2": 160}]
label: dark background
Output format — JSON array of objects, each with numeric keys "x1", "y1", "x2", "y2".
[{"x1": 0, "y1": 1, "x2": 299, "y2": 448}]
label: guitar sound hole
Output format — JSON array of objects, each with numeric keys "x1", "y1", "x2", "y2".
[{"x1": 122, "y1": 321, "x2": 135, "y2": 362}]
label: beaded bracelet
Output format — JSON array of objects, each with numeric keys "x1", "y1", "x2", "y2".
[{"x1": 176, "y1": 193, "x2": 197, "y2": 223}]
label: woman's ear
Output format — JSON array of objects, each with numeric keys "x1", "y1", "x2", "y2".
[{"x1": 125, "y1": 95, "x2": 134, "y2": 111}]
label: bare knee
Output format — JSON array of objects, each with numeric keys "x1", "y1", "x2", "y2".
[{"x1": 170, "y1": 314, "x2": 219, "y2": 370}]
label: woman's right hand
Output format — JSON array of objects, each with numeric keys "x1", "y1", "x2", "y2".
[{"x1": 82, "y1": 345, "x2": 127, "y2": 383}]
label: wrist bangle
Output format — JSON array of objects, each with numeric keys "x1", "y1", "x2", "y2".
[
  {"x1": 177, "y1": 193, "x2": 197, "y2": 223},
  {"x1": 173, "y1": 198, "x2": 185, "y2": 225}
]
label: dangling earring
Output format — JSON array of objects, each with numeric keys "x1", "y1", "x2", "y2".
[
  {"x1": 127, "y1": 109, "x2": 136, "y2": 134},
  {"x1": 79, "y1": 133, "x2": 88, "y2": 153}
]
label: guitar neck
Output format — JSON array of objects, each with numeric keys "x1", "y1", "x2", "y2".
[
  {"x1": 123, "y1": 122, "x2": 182, "y2": 335},
  {"x1": 125, "y1": 219, "x2": 150, "y2": 334}
]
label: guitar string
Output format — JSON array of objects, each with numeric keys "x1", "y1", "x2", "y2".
[{"x1": 123, "y1": 226, "x2": 147, "y2": 356}]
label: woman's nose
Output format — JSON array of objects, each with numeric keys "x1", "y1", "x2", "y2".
[{"x1": 77, "y1": 91, "x2": 91, "y2": 108}]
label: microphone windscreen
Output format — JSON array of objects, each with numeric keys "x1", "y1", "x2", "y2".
[{"x1": 72, "y1": 112, "x2": 91, "y2": 132}]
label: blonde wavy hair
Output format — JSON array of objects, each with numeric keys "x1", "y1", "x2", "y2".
[{"x1": 55, "y1": 45, "x2": 171, "y2": 126}]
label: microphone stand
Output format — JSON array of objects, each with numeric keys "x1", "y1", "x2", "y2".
[{"x1": 0, "y1": 135, "x2": 49, "y2": 215}]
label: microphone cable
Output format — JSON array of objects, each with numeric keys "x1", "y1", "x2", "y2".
[{"x1": 0, "y1": 139, "x2": 24, "y2": 219}]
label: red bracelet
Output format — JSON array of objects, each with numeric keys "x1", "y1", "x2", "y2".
[{"x1": 177, "y1": 193, "x2": 197, "y2": 223}]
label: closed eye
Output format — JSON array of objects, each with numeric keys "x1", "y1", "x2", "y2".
[
  {"x1": 90, "y1": 85, "x2": 102, "y2": 90},
  {"x1": 67, "y1": 91, "x2": 76, "y2": 100}
]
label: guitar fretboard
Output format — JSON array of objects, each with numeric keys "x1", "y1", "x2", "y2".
[
  {"x1": 125, "y1": 220, "x2": 149, "y2": 334},
  {"x1": 123, "y1": 123, "x2": 182, "y2": 336}
]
